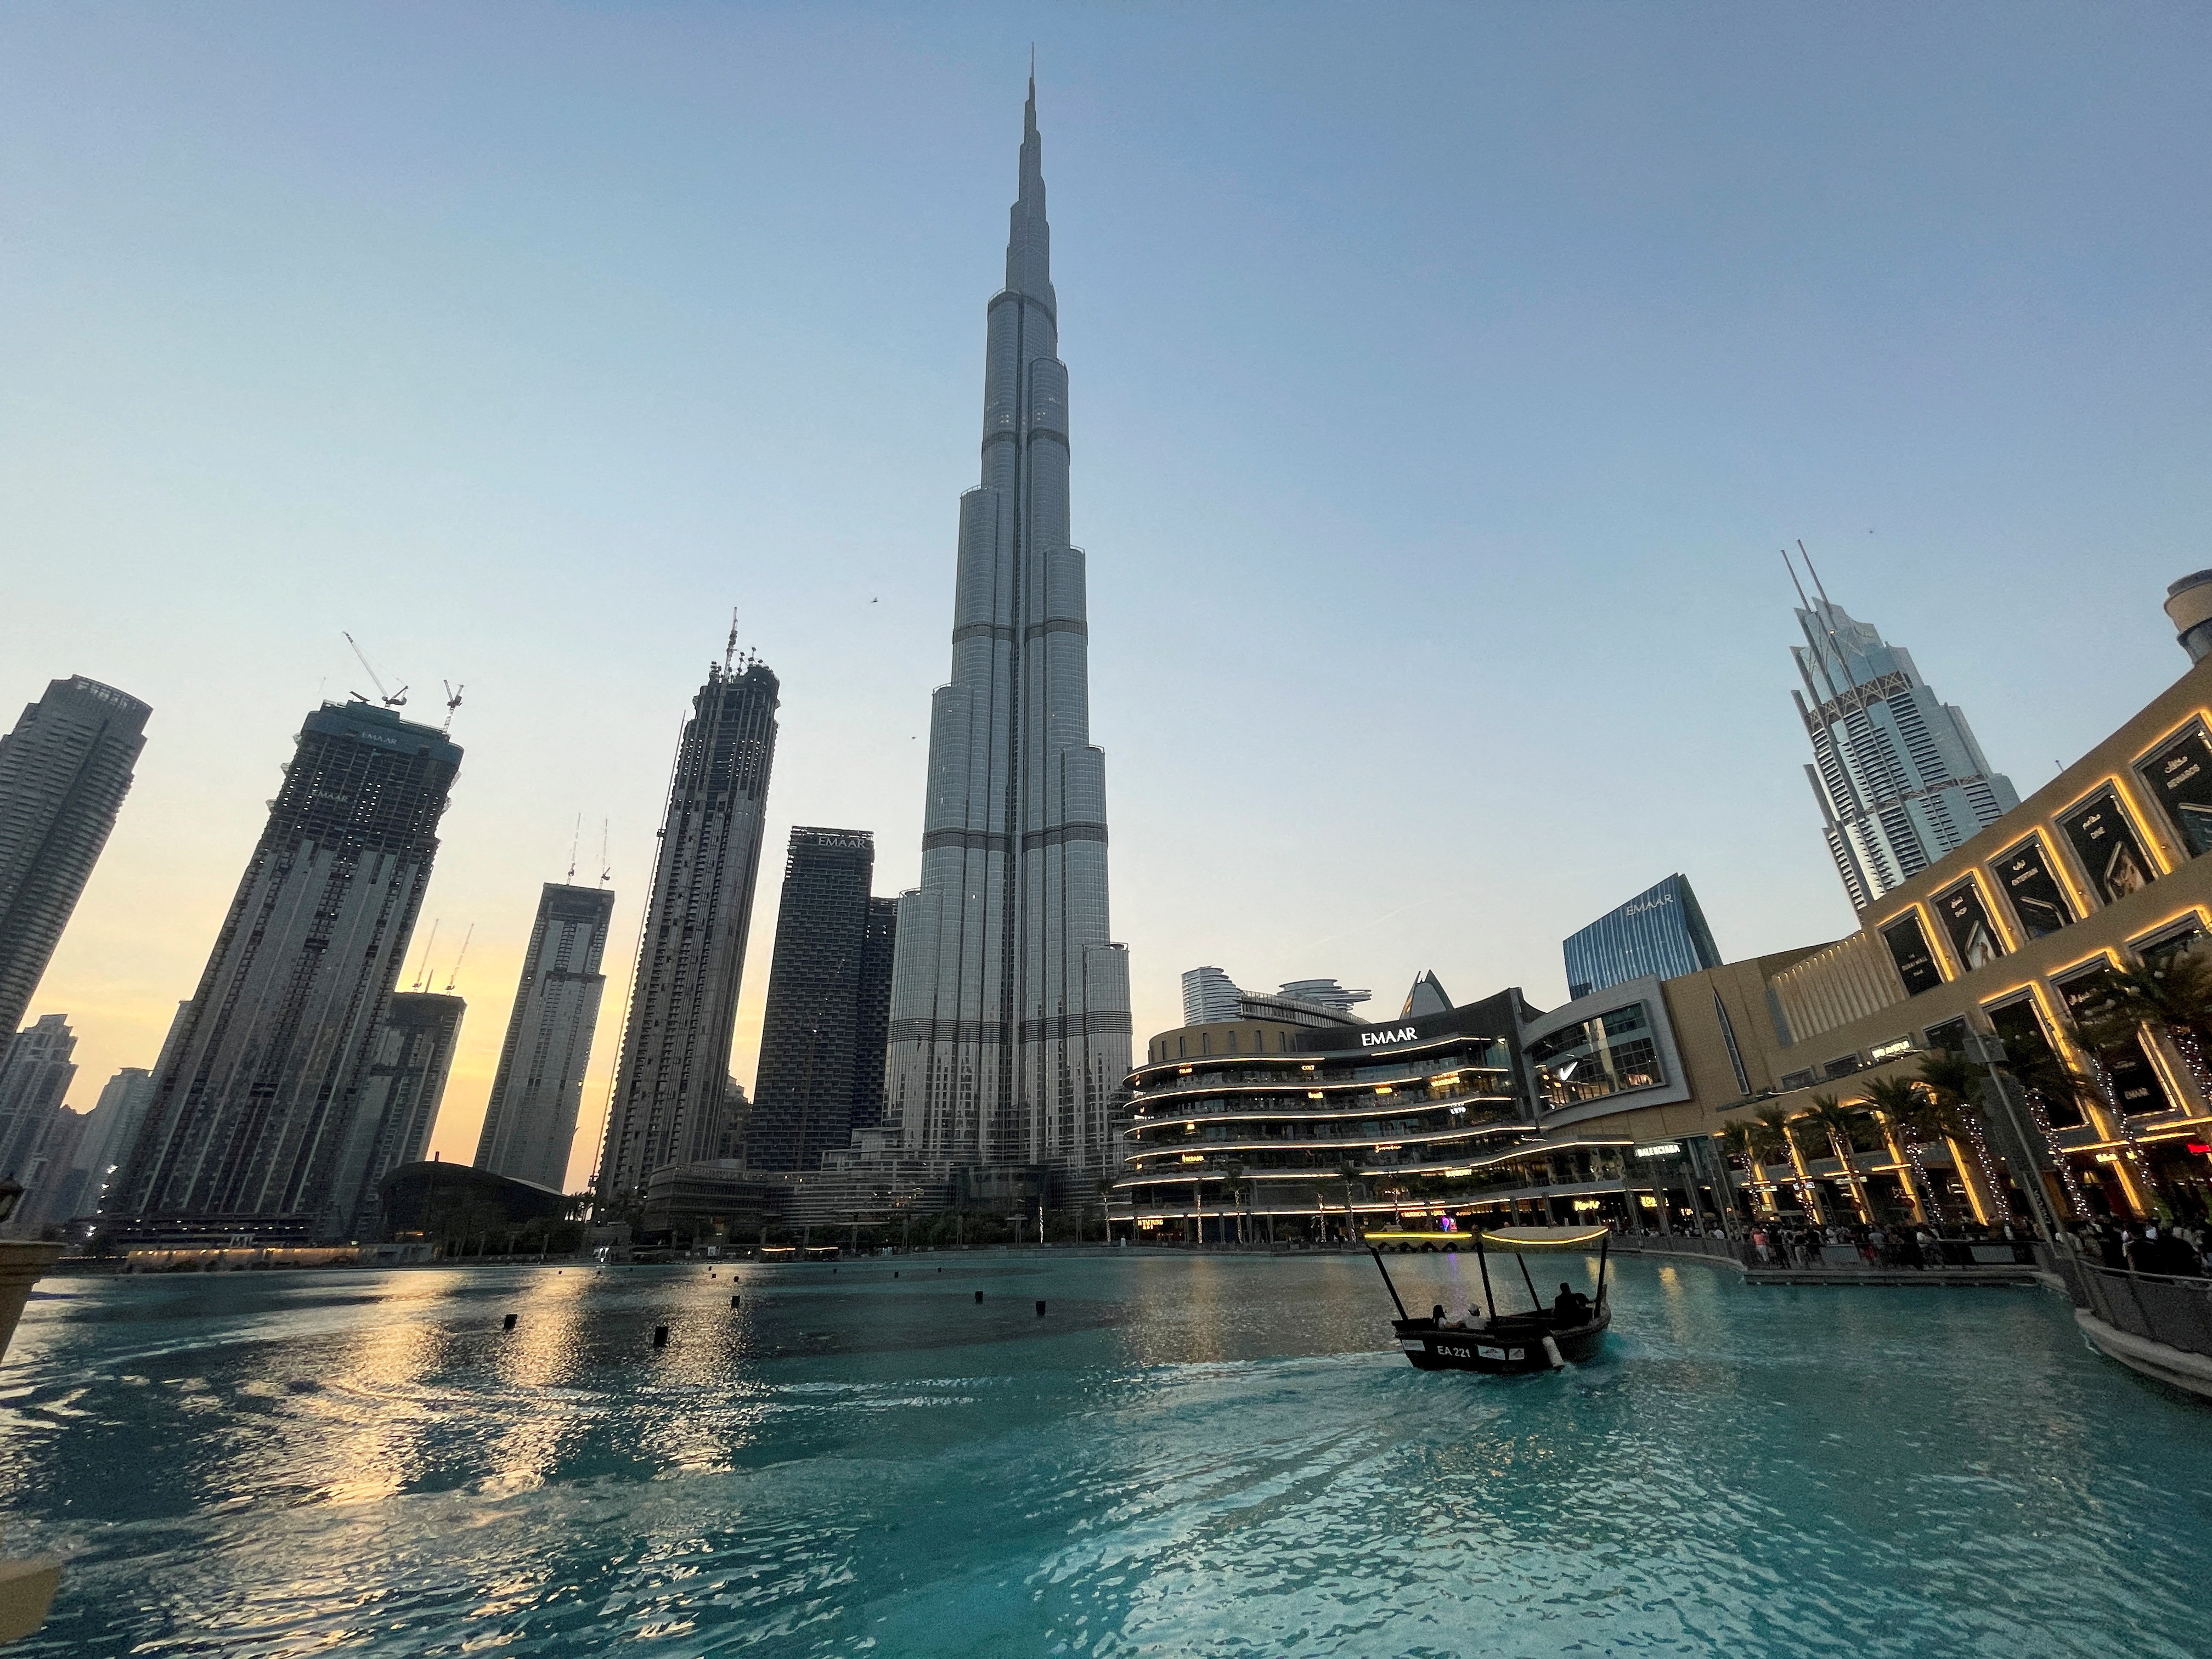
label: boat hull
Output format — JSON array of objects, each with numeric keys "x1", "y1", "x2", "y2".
[{"x1": 1391, "y1": 1306, "x2": 1610, "y2": 1374}]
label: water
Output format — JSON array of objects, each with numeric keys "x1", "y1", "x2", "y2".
[{"x1": 3, "y1": 1251, "x2": 2208, "y2": 1657}]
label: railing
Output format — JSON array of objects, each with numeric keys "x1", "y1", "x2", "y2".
[{"x1": 2052, "y1": 1256, "x2": 2212, "y2": 1360}]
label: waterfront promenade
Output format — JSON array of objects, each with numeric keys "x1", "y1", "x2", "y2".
[{"x1": 4, "y1": 1250, "x2": 2208, "y2": 1657}]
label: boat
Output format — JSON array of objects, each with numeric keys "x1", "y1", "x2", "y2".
[{"x1": 1367, "y1": 1224, "x2": 1612, "y2": 1375}]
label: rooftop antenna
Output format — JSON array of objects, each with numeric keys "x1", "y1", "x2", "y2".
[
  {"x1": 441, "y1": 680, "x2": 464, "y2": 731},
  {"x1": 410, "y1": 919, "x2": 441, "y2": 992},
  {"x1": 567, "y1": 814, "x2": 582, "y2": 884},
  {"x1": 342, "y1": 633, "x2": 408, "y2": 710},
  {"x1": 443, "y1": 923, "x2": 473, "y2": 994}
]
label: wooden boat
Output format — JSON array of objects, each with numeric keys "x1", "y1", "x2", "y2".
[{"x1": 1368, "y1": 1224, "x2": 1612, "y2": 1375}]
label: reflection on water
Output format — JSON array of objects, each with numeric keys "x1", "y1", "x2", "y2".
[{"x1": 5, "y1": 1252, "x2": 2210, "y2": 1657}]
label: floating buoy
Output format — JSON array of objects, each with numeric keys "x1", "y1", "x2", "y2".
[
  {"x1": 1035, "y1": 1300, "x2": 1046, "y2": 1317},
  {"x1": 974, "y1": 1290, "x2": 984, "y2": 1304},
  {"x1": 502, "y1": 1313, "x2": 517, "y2": 1331},
  {"x1": 731, "y1": 1294, "x2": 740, "y2": 1307},
  {"x1": 653, "y1": 1325, "x2": 669, "y2": 1348}
]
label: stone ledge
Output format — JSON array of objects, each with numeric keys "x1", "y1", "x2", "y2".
[{"x1": 2075, "y1": 1308, "x2": 2212, "y2": 1402}]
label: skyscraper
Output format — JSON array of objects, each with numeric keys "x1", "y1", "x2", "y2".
[
  {"x1": 595, "y1": 661, "x2": 778, "y2": 1200},
  {"x1": 0, "y1": 676, "x2": 150, "y2": 1042},
  {"x1": 342, "y1": 989, "x2": 465, "y2": 1234},
  {"x1": 1562, "y1": 873, "x2": 1724, "y2": 1000},
  {"x1": 885, "y1": 80, "x2": 1132, "y2": 1189},
  {"x1": 474, "y1": 883, "x2": 614, "y2": 1192},
  {"x1": 743, "y1": 829, "x2": 899, "y2": 1172},
  {"x1": 0, "y1": 1014, "x2": 77, "y2": 1183},
  {"x1": 1791, "y1": 592, "x2": 2019, "y2": 909},
  {"x1": 114, "y1": 702, "x2": 461, "y2": 1243}
]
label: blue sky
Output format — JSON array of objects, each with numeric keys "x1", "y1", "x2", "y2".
[{"x1": 5, "y1": 3, "x2": 2208, "y2": 1184}]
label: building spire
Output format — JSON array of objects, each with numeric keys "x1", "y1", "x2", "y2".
[{"x1": 1006, "y1": 66, "x2": 1054, "y2": 306}]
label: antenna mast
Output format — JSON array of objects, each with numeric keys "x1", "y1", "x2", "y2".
[
  {"x1": 567, "y1": 814, "x2": 582, "y2": 884},
  {"x1": 599, "y1": 819, "x2": 612, "y2": 887},
  {"x1": 342, "y1": 633, "x2": 408, "y2": 710}
]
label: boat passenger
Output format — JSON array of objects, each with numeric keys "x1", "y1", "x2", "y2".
[
  {"x1": 1431, "y1": 1302, "x2": 1448, "y2": 1327},
  {"x1": 1552, "y1": 1282, "x2": 1590, "y2": 1325}
]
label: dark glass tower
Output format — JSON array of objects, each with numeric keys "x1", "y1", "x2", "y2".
[
  {"x1": 474, "y1": 882, "x2": 614, "y2": 1192},
  {"x1": 595, "y1": 661, "x2": 778, "y2": 1200},
  {"x1": 343, "y1": 989, "x2": 466, "y2": 1236},
  {"x1": 743, "y1": 829, "x2": 898, "y2": 1172},
  {"x1": 0, "y1": 676, "x2": 151, "y2": 1041},
  {"x1": 114, "y1": 702, "x2": 461, "y2": 1243}
]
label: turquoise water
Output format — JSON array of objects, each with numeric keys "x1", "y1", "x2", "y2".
[{"x1": 3, "y1": 1251, "x2": 2208, "y2": 1657}]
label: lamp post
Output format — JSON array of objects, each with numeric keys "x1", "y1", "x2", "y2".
[{"x1": 1963, "y1": 1031, "x2": 2060, "y2": 1240}]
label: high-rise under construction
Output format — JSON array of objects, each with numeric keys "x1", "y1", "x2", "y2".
[
  {"x1": 595, "y1": 661, "x2": 778, "y2": 1201},
  {"x1": 114, "y1": 701, "x2": 460, "y2": 1243},
  {"x1": 475, "y1": 882, "x2": 613, "y2": 1192}
]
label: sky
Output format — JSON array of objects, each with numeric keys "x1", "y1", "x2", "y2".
[{"x1": 4, "y1": 3, "x2": 2209, "y2": 1192}]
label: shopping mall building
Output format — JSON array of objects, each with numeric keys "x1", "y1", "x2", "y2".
[{"x1": 1115, "y1": 611, "x2": 2212, "y2": 1241}]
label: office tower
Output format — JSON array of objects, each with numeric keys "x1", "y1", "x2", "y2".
[
  {"x1": 743, "y1": 830, "x2": 899, "y2": 1172},
  {"x1": 342, "y1": 990, "x2": 465, "y2": 1234},
  {"x1": 114, "y1": 702, "x2": 461, "y2": 1243},
  {"x1": 715, "y1": 1078, "x2": 750, "y2": 1159},
  {"x1": 0, "y1": 1014, "x2": 77, "y2": 1182},
  {"x1": 1563, "y1": 873, "x2": 1724, "y2": 1000},
  {"x1": 1792, "y1": 591, "x2": 2019, "y2": 909},
  {"x1": 12, "y1": 1108, "x2": 90, "y2": 1232},
  {"x1": 0, "y1": 677, "x2": 151, "y2": 1042},
  {"x1": 885, "y1": 80, "x2": 1132, "y2": 1186},
  {"x1": 1181, "y1": 967, "x2": 1243, "y2": 1027},
  {"x1": 74, "y1": 1066, "x2": 156, "y2": 1211},
  {"x1": 851, "y1": 898, "x2": 897, "y2": 1136},
  {"x1": 473, "y1": 883, "x2": 614, "y2": 1192},
  {"x1": 595, "y1": 661, "x2": 778, "y2": 1199}
]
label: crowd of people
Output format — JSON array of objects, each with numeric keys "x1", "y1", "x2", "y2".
[
  {"x1": 1741, "y1": 1220, "x2": 2040, "y2": 1269},
  {"x1": 2057, "y1": 1217, "x2": 2210, "y2": 1278}
]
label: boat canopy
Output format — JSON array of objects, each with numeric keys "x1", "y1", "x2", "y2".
[{"x1": 1476, "y1": 1226, "x2": 1611, "y2": 1251}]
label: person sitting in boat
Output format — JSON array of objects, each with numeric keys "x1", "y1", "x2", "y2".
[
  {"x1": 1553, "y1": 1282, "x2": 1591, "y2": 1325},
  {"x1": 1431, "y1": 1302, "x2": 1449, "y2": 1327}
]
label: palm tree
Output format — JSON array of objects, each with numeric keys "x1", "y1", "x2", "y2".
[
  {"x1": 1918, "y1": 1051, "x2": 2003, "y2": 1227},
  {"x1": 1754, "y1": 1104, "x2": 1822, "y2": 1222},
  {"x1": 1717, "y1": 1121, "x2": 1765, "y2": 1222},
  {"x1": 2086, "y1": 949, "x2": 2212, "y2": 1083},
  {"x1": 1803, "y1": 1093, "x2": 1874, "y2": 1222},
  {"x1": 1860, "y1": 1075, "x2": 1937, "y2": 1224}
]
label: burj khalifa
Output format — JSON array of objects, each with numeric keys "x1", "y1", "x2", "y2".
[{"x1": 884, "y1": 79, "x2": 1131, "y2": 1189}]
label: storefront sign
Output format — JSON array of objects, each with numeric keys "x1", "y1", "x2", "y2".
[
  {"x1": 1633, "y1": 1142, "x2": 1681, "y2": 1159},
  {"x1": 2061, "y1": 792, "x2": 2154, "y2": 906},
  {"x1": 1869, "y1": 1037, "x2": 1916, "y2": 1061},
  {"x1": 1361, "y1": 1026, "x2": 1420, "y2": 1047}
]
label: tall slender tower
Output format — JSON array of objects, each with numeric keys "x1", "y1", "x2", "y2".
[
  {"x1": 342, "y1": 989, "x2": 465, "y2": 1234},
  {"x1": 885, "y1": 81, "x2": 1132, "y2": 1190},
  {"x1": 1792, "y1": 589, "x2": 2019, "y2": 909},
  {"x1": 595, "y1": 661, "x2": 778, "y2": 1200},
  {"x1": 0, "y1": 677, "x2": 150, "y2": 1042},
  {"x1": 743, "y1": 828, "x2": 897, "y2": 1172},
  {"x1": 474, "y1": 882, "x2": 613, "y2": 1192},
  {"x1": 114, "y1": 702, "x2": 460, "y2": 1243},
  {"x1": 0, "y1": 1014, "x2": 77, "y2": 1183}
]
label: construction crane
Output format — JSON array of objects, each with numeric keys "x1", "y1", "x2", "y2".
[
  {"x1": 442, "y1": 680, "x2": 464, "y2": 731},
  {"x1": 443, "y1": 924, "x2": 474, "y2": 994},
  {"x1": 342, "y1": 633, "x2": 408, "y2": 710}
]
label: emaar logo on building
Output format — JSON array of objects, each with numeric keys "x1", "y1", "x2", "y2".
[{"x1": 1361, "y1": 1026, "x2": 1420, "y2": 1047}]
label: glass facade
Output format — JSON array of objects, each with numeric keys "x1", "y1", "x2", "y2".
[
  {"x1": 1527, "y1": 1002, "x2": 1667, "y2": 1109},
  {"x1": 1561, "y1": 873, "x2": 1722, "y2": 1000}
]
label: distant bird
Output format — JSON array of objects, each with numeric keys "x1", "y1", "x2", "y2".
[{"x1": 871, "y1": 596, "x2": 878, "y2": 603}]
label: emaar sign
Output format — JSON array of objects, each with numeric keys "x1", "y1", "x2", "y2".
[{"x1": 1361, "y1": 1026, "x2": 1420, "y2": 1047}]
